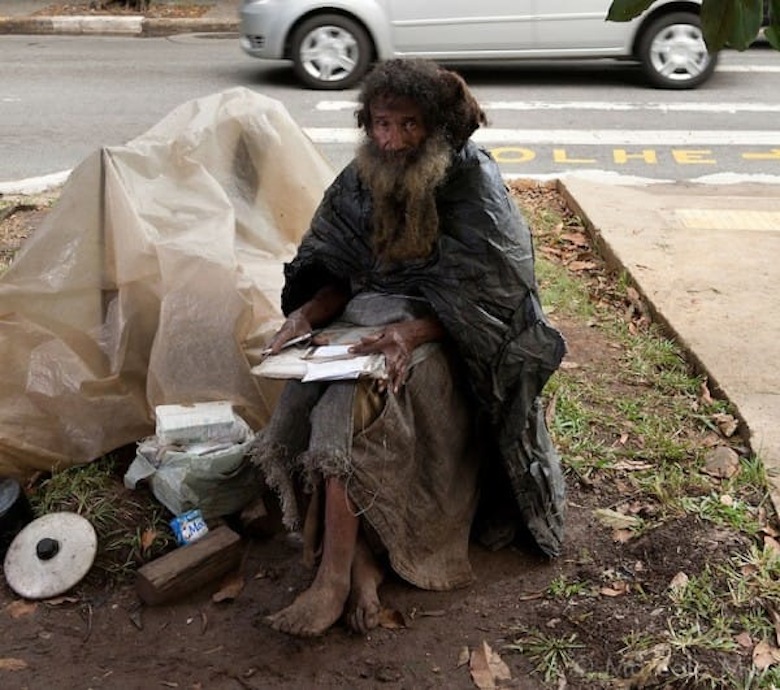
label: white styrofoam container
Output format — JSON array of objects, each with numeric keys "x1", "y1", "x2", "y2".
[{"x1": 155, "y1": 401, "x2": 239, "y2": 445}]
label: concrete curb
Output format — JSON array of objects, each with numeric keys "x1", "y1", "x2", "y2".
[
  {"x1": 142, "y1": 17, "x2": 238, "y2": 36},
  {"x1": 0, "y1": 15, "x2": 238, "y2": 36},
  {"x1": 0, "y1": 171, "x2": 71, "y2": 197}
]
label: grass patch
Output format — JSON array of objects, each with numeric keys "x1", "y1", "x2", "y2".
[
  {"x1": 511, "y1": 181, "x2": 780, "y2": 688},
  {"x1": 28, "y1": 453, "x2": 174, "y2": 585},
  {"x1": 505, "y1": 629, "x2": 585, "y2": 684}
]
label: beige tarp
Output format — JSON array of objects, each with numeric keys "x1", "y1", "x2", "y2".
[{"x1": 0, "y1": 87, "x2": 335, "y2": 478}]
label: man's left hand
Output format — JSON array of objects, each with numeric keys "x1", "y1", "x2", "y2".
[{"x1": 349, "y1": 317, "x2": 444, "y2": 394}]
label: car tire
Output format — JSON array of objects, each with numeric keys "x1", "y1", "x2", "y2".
[
  {"x1": 637, "y1": 11, "x2": 718, "y2": 89},
  {"x1": 290, "y1": 14, "x2": 373, "y2": 90}
]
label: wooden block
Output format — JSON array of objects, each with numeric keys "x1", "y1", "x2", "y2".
[{"x1": 136, "y1": 525, "x2": 243, "y2": 605}]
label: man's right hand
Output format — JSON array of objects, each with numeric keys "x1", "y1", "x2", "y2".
[
  {"x1": 265, "y1": 312, "x2": 313, "y2": 356},
  {"x1": 266, "y1": 284, "x2": 351, "y2": 356}
]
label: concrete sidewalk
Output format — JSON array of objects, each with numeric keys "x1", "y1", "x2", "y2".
[
  {"x1": 0, "y1": 0, "x2": 239, "y2": 35},
  {"x1": 559, "y1": 177, "x2": 780, "y2": 509},
  {"x1": 2, "y1": 0, "x2": 779, "y2": 511}
]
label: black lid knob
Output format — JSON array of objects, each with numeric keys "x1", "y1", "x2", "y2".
[{"x1": 36, "y1": 537, "x2": 60, "y2": 561}]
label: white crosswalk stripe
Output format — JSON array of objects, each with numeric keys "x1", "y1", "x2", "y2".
[
  {"x1": 303, "y1": 128, "x2": 779, "y2": 146},
  {"x1": 316, "y1": 100, "x2": 780, "y2": 114}
]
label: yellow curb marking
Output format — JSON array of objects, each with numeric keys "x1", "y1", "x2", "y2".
[
  {"x1": 677, "y1": 209, "x2": 780, "y2": 232},
  {"x1": 743, "y1": 149, "x2": 780, "y2": 160}
]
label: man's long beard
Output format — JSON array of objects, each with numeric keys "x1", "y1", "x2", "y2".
[{"x1": 355, "y1": 135, "x2": 451, "y2": 264}]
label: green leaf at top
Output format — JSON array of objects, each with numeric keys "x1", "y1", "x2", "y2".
[
  {"x1": 766, "y1": 25, "x2": 780, "y2": 49},
  {"x1": 606, "y1": 0, "x2": 656, "y2": 22},
  {"x1": 768, "y1": 0, "x2": 780, "y2": 49},
  {"x1": 701, "y1": 0, "x2": 764, "y2": 51}
]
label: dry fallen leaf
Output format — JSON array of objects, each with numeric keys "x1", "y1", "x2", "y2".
[
  {"x1": 741, "y1": 563, "x2": 759, "y2": 578},
  {"x1": 540, "y1": 246, "x2": 564, "y2": 259},
  {"x1": 212, "y1": 572, "x2": 245, "y2": 603},
  {"x1": 417, "y1": 609, "x2": 445, "y2": 617},
  {"x1": 0, "y1": 658, "x2": 29, "y2": 671},
  {"x1": 545, "y1": 391, "x2": 558, "y2": 430},
  {"x1": 141, "y1": 528, "x2": 157, "y2": 552},
  {"x1": 753, "y1": 640, "x2": 780, "y2": 671},
  {"x1": 129, "y1": 608, "x2": 143, "y2": 631},
  {"x1": 712, "y1": 412, "x2": 738, "y2": 438},
  {"x1": 568, "y1": 260, "x2": 598, "y2": 272},
  {"x1": 457, "y1": 646, "x2": 471, "y2": 668},
  {"x1": 625, "y1": 286, "x2": 642, "y2": 308},
  {"x1": 517, "y1": 590, "x2": 546, "y2": 602},
  {"x1": 5, "y1": 600, "x2": 37, "y2": 618},
  {"x1": 378, "y1": 607, "x2": 407, "y2": 630},
  {"x1": 560, "y1": 231, "x2": 590, "y2": 247},
  {"x1": 765, "y1": 604, "x2": 780, "y2": 647},
  {"x1": 699, "y1": 379, "x2": 713, "y2": 405},
  {"x1": 764, "y1": 536, "x2": 780, "y2": 558},
  {"x1": 669, "y1": 572, "x2": 690, "y2": 593},
  {"x1": 701, "y1": 432, "x2": 722, "y2": 448},
  {"x1": 760, "y1": 512, "x2": 778, "y2": 535},
  {"x1": 703, "y1": 446, "x2": 740, "y2": 479},
  {"x1": 612, "y1": 528, "x2": 636, "y2": 544},
  {"x1": 44, "y1": 596, "x2": 78, "y2": 606},
  {"x1": 621, "y1": 643, "x2": 671, "y2": 687},
  {"x1": 594, "y1": 508, "x2": 642, "y2": 530},
  {"x1": 613, "y1": 459, "x2": 653, "y2": 471},
  {"x1": 469, "y1": 641, "x2": 512, "y2": 690},
  {"x1": 600, "y1": 581, "x2": 629, "y2": 597}
]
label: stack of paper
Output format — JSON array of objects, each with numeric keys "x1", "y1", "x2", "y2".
[
  {"x1": 251, "y1": 344, "x2": 386, "y2": 382},
  {"x1": 155, "y1": 401, "x2": 243, "y2": 445}
]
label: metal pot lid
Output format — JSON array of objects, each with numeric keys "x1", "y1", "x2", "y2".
[
  {"x1": 0, "y1": 478, "x2": 21, "y2": 515},
  {"x1": 3, "y1": 512, "x2": 97, "y2": 599}
]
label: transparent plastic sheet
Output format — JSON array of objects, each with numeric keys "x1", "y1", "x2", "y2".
[{"x1": 0, "y1": 87, "x2": 335, "y2": 478}]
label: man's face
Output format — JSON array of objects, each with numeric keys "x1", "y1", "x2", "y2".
[
  {"x1": 357, "y1": 95, "x2": 450, "y2": 263},
  {"x1": 369, "y1": 97, "x2": 428, "y2": 157}
]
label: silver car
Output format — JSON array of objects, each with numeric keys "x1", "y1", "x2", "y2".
[{"x1": 239, "y1": 0, "x2": 717, "y2": 90}]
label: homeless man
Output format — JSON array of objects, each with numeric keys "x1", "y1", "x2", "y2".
[{"x1": 251, "y1": 58, "x2": 566, "y2": 638}]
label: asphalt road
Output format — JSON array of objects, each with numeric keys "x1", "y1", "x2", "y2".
[{"x1": 1, "y1": 33, "x2": 779, "y2": 187}]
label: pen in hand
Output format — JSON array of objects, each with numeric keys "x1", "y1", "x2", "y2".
[{"x1": 261, "y1": 332, "x2": 313, "y2": 357}]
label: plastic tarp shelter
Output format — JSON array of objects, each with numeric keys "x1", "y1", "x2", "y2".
[{"x1": 0, "y1": 87, "x2": 335, "y2": 478}]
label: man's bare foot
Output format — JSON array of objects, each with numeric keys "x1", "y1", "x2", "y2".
[
  {"x1": 269, "y1": 477, "x2": 360, "y2": 637},
  {"x1": 345, "y1": 540, "x2": 384, "y2": 635},
  {"x1": 267, "y1": 577, "x2": 349, "y2": 637}
]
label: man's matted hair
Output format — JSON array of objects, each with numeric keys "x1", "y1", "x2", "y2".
[{"x1": 356, "y1": 58, "x2": 487, "y2": 150}]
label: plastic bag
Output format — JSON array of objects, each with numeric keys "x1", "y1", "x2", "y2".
[{"x1": 124, "y1": 404, "x2": 260, "y2": 519}]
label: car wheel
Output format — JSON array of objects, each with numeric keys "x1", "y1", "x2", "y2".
[
  {"x1": 290, "y1": 14, "x2": 373, "y2": 90},
  {"x1": 637, "y1": 11, "x2": 717, "y2": 89}
]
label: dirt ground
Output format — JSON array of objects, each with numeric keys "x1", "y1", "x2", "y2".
[{"x1": 0, "y1": 185, "x2": 764, "y2": 690}]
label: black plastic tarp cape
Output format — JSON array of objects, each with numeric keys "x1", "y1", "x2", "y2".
[{"x1": 281, "y1": 141, "x2": 567, "y2": 557}]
